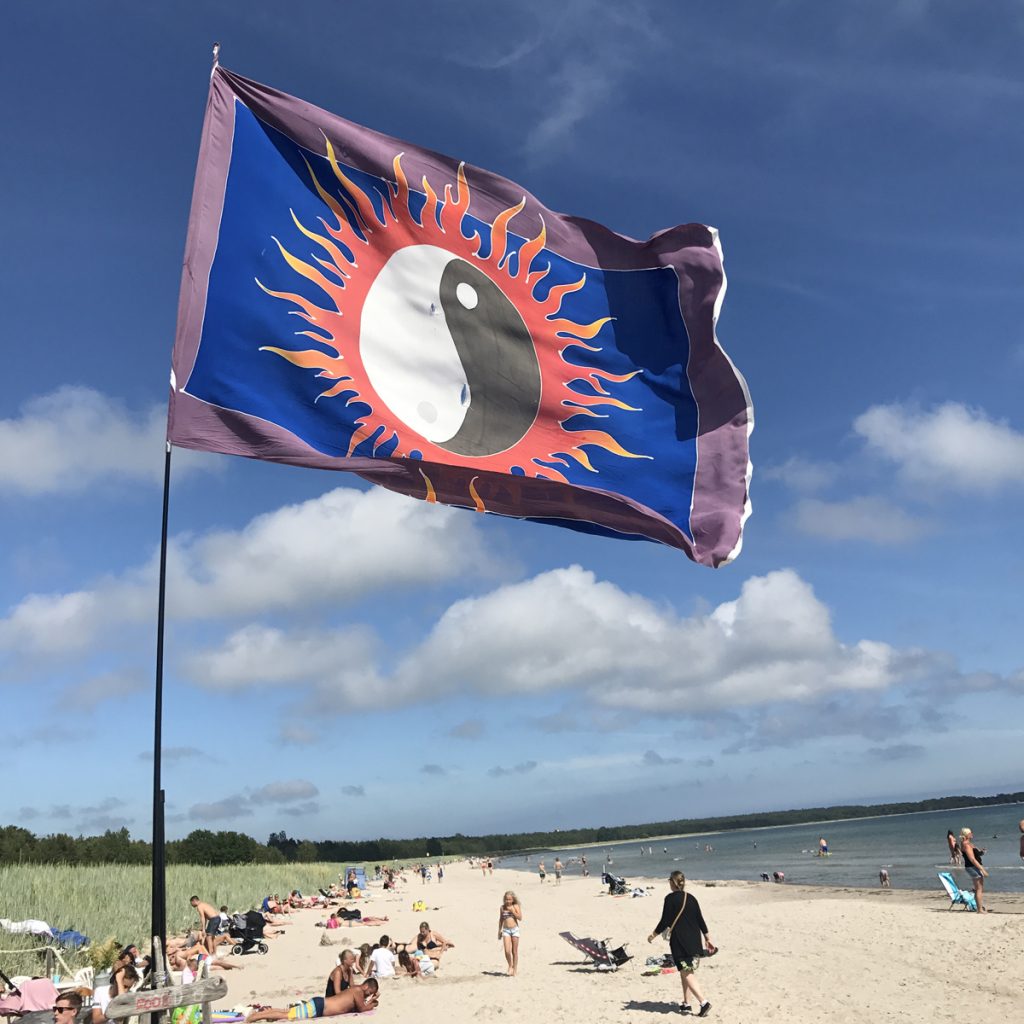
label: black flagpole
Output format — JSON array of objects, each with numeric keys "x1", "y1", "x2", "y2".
[{"x1": 150, "y1": 441, "x2": 172, "y2": 984}]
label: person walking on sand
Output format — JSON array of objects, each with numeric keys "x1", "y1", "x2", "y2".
[
  {"x1": 189, "y1": 896, "x2": 221, "y2": 955},
  {"x1": 648, "y1": 870, "x2": 716, "y2": 1018},
  {"x1": 497, "y1": 890, "x2": 522, "y2": 976},
  {"x1": 554, "y1": 858, "x2": 563, "y2": 885},
  {"x1": 538, "y1": 860, "x2": 546, "y2": 883},
  {"x1": 960, "y1": 827, "x2": 988, "y2": 913}
]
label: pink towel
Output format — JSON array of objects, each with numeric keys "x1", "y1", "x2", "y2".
[{"x1": 17, "y1": 979, "x2": 60, "y2": 1012}]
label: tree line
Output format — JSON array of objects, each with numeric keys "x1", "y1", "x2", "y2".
[{"x1": 2, "y1": 791, "x2": 1021, "y2": 866}]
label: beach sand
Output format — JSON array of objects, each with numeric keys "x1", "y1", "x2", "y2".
[{"x1": 214, "y1": 866, "x2": 1024, "y2": 1023}]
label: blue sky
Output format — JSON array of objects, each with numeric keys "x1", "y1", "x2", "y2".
[{"x1": 2, "y1": 0, "x2": 1022, "y2": 843}]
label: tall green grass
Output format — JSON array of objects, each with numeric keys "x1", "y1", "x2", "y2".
[{"x1": 0, "y1": 862, "x2": 346, "y2": 978}]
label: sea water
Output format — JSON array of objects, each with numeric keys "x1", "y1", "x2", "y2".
[{"x1": 508, "y1": 803, "x2": 1024, "y2": 892}]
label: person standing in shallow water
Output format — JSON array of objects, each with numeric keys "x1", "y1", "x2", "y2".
[
  {"x1": 960, "y1": 827, "x2": 988, "y2": 913},
  {"x1": 947, "y1": 829, "x2": 962, "y2": 866},
  {"x1": 648, "y1": 870, "x2": 716, "y2": 1018}
]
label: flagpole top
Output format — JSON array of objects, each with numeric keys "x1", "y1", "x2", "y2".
[{"x1": 211, "y1": 42, "x2": 221, "y2": 77}]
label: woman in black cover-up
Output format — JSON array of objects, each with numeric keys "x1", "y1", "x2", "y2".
[{"x1": 648, "y1": 870, "x2": 716, "y2": 1017}]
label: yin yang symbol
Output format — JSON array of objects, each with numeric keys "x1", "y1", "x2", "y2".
[{"x1": 359, "y1": 244, "x2": 542, "y2": 457}]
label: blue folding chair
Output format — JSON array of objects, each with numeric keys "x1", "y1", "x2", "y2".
[{"x1": 938, "y1": 871, "x2": 977, "y2": 911}]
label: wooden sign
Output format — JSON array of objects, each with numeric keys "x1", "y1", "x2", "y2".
[{"x1": 106, "y1": 977, "x2": 227, "y2": 1019}]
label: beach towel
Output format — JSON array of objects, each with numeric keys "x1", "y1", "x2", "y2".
[
  {"x1": 0, "y1": 978, "x2": 59, "y2": 1012},
  {"x1": 0, "y1": 919, "x2": 54, "y2": 937}
]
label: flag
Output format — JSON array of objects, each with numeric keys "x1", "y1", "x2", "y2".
[{"x1": 168, "y1": 68, "x2": 753, "y2": 566}]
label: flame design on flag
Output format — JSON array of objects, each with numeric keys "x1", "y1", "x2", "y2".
[{"x1": 256, "y1": 139, "x2": 648, "y2": 487}]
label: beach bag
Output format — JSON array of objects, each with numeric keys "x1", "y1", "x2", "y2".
[{"x1": 412, "y1": 900, "x2": 427, "y2": 912}]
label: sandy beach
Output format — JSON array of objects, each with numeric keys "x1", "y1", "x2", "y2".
[{"x1": 209, "y1": 865, "x2": 1024, "y2": 1023}]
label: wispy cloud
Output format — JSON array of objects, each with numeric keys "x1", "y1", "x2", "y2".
[
  {"x1": 793, "y1": 496, "x2": 932, "y2": 544},
  {"x1": 0, "y1": 387, "x2": 215, "y2": 497},
  {"x1": 448, "y1": 719, "x2": 485, "y2": 740},
  {"x1": 190, "y1": 779, "x2": 320, "y2": 823},
  {"x1": 0, "y1": 487, "x2": 499, "y2": 661},
  {"x1": 488, "y1": 760, "x2": 538, "y2": 778},
  {"x1": 854, "y1": 402, "x2": 1024, "y2": 492}
]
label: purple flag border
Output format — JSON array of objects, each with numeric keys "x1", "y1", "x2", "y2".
[{"x1": 168, "y1": 67, "x2": 753, "y2": 566}]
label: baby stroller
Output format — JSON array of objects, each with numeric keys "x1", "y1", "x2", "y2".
[
  {"x1": 602, "y1": 872, "x2": 629, "y2": 895},
  {"x1": 229, "y1": 911, "x2": 269, "y2": 955}
]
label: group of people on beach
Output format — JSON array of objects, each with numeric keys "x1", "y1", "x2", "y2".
[
  {"x1": 243, "y1": 916, "x2": 460, "y2": 1019},
  {"x1": 50, "y1": 821, "x2": 1024, "y2": 1024}
]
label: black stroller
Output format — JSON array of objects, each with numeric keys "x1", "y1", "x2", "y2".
[
  {"x1": 229, "y1": 911, "x2": 270, "y2": 955},
  {"x1": 602, "y1": 872, "x2": 629, "y2": 895}
]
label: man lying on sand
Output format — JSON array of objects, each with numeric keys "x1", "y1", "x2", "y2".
[{"x1": 245, "y1": 980, "x2": 378, "y2": 1020}]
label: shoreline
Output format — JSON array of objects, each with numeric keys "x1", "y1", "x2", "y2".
[{"x1": 486, "y1": 798, "x2": 1024, "y2": 855}]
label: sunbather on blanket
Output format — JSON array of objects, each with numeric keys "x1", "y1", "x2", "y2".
[{"x1": 245, "y1": 981, "x2": 378, "y2": 1020}]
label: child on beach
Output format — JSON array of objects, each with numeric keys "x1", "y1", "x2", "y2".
[
  {"x1": 369, "y1": 936, "x2": 397, "y2": 978},
  {"x1": 497, "y1": 891, "x2": 522, "y2": 976},
  {"x1": 356, "y1": 944, "x2": 372, "y2": 976}
]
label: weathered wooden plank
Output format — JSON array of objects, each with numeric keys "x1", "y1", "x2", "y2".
[{"x1": 106, "y1": 978, "x2": 227, "y2": 1019}]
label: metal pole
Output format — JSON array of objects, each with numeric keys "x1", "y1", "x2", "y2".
[{"x1": 150, "y1": 442, "x2": 172, "y2": 989}]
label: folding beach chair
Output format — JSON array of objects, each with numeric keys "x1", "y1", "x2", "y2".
[
  {"x1": 937, "y1": 872, "x2": 977, "y2": 911},
  {"x1": 559, "y1": 932, "x2": 632, "y2": 971}
]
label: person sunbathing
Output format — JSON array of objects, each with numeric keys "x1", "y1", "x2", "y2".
[
  {"x1": 346, "y1": 912, "x2": 389, "y2": 926},
  {"x1": 245, "y1": 981, "x2": 378, "y2": 1021},
  {"x1": 170, "y1": 951, "x2": 242, "y2": 977}
]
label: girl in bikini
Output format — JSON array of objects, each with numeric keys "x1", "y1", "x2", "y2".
[{"x1": 497, "y1": 890, "x2": 522, "y2": 976}]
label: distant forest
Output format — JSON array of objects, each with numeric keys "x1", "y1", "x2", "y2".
[{"x1": 2, "y1": 791, "x2": 1021, "y2": 866}]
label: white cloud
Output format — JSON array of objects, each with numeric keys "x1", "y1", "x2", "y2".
[
  {"x1": 854, "y1": 402, "x2": 1024, "y2": 491},
  {"x1": 182, "y1": 624, "x2": 376, "y2": 690},
  {"x1": 165, "y1": 486, "x2": 497, "y2": 619},
  {"x1": 793, "y1": 496, "x2": 931, "y2": 543},
  {"x1": 761, "y1": 456, "x2": 839, "y2": 493},
  {"x1": 250, "y1": 779, "x2": 319, "y2": 804},
  {"x1": 0, "y1": 487, "x2": 497, "y2": 659},
  {"x1": 193, "y1": 566, "x2": 962, "y2": 719},
  {"x1": 279, "y1": 724, "x2": 318, "y2": 746},
  {"x1": 0, "y1": 386, "x2": 214, "y2": 496},
  {"x1": 190, "y1": 796, "x2": 253, "y2": 822},
  {"x1": 64, "y1": 670, "x2": 146, "y2": 710},
  {"x1": 189, "y1": 779, "x2": 319, "y2": 822}
]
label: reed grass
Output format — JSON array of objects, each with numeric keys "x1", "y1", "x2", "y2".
[{"x1": 0, "y1": 862, "x2": 346, "y2": 978}]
